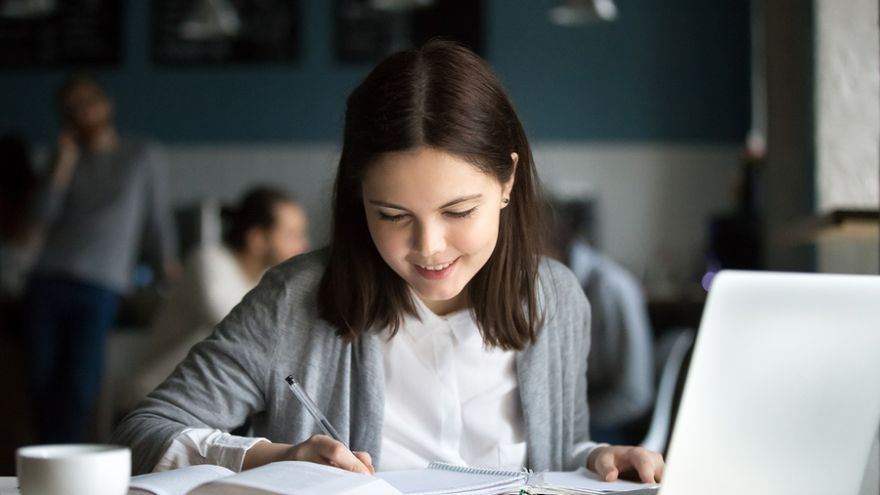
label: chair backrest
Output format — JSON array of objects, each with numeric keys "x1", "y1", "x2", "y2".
[{"x1": 640, "y1": 328, "x2": 695, "y2": 454}]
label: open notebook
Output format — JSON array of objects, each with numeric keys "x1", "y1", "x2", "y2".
[
  {"x1": 380, "y1": 462, "x2": 658, "y2": 495},
  {"x1": 128, "y1": 461, "x2": 658, "y2": 495}
]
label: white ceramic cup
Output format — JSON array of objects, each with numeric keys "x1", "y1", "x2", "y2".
[{"x1": 16, "y1": 444, "x2": 131, "y2": 495}]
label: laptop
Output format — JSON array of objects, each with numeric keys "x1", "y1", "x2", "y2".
[{"x1": 659, "y1": 270, "x2": 880, "y2": 495}]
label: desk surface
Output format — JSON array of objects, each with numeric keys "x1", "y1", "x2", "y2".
[{"x1": 0, "y1": 477, "x2": 16, "y2": 495}]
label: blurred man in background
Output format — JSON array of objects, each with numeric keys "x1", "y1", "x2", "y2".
[{"x1": 22, "y1": 74, "x2": 179, "y2": 443}]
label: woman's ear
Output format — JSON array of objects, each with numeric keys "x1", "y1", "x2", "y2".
[{"x1": 501, "y1": 152, "x2": 518, "y2": 208}]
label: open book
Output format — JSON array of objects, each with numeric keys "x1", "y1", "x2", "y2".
[
  {"x1": 128, "y1": 462, "x2": 398, "y2": 495},
  {"x1": 128, "y1": 461, "x2": 659, "y2": 495}
]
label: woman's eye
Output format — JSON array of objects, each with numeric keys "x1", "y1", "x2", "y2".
[
  {"x1": 379, "y1": 212, "x2": 408, "y2": 222},
  {"x1": 445, "y1": 207, "x2": 477, "y2": 219}
]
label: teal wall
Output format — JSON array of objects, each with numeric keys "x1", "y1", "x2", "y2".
[{"x1": 0, "y1": 0, "x2": 750, "y2": 144}]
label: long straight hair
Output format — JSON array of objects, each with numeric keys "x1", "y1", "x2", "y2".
[{"x1": 318, "y1": 41, "x2": 545, "y2": 351}]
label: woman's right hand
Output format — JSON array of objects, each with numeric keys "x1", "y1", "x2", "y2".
[{"x1": 242, "y1": 434, "x2": 374, "y2": 474}]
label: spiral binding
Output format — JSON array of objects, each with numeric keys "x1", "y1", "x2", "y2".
[{"x1": 426, "y1": 461, "x2": 533, "y2": 480}]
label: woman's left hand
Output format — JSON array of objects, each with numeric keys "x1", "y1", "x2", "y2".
[{"x1": 587, "y1": 445, "x2": 664, "y2": 484}]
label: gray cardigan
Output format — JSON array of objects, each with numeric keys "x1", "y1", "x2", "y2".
[{"x1": 113, "y1": 250, "x2": 594, "y2": 475}]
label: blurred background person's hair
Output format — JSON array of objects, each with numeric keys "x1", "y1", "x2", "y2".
[
  {"x1": 223, "y1": 186, "x2": 310, "y2": 267},
  {"x1": 0, "y1": 133, "x2": 39, "y2": 298}
]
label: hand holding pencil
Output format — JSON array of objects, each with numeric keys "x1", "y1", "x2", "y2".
[{"x1": 241, "y1": 376, "x2": 374, "y2": 474}]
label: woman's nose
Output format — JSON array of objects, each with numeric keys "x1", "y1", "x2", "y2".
[{"x1": 412, "y1": 220, "x2": 446, "y2": 258}]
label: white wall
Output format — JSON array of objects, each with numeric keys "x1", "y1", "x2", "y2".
[
  {"x1": 815, "y1": 0, "x2": 880, "y2": 213},
  {"x1": 164, "y1": 143, "x2": 341, "y2": 245},
  {"x1": 162, "y1": 142, "x2": 740, "y2": 293},
  {"x1": 535, "y1": 143, "x2": 739, "y2": 289}
]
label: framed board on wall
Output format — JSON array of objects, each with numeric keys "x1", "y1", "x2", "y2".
[
  {"x1": 0, "y1": 0, "x2": 122, "y2": 67},
  {"x1": 335, "y1": 0, "x2": 483, "y2": 63},
  {"x1": 152, "y1": 0, "x2": 300, "y2": 65}
]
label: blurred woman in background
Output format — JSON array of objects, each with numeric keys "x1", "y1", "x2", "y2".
[{"x1": 125, "y1": 186, "x2": 309, "y2": 409}]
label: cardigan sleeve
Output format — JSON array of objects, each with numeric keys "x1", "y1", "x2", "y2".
[
  {"x1": 522, "y1": 258, "x2": 598, "y2": 471},
  {"x1": 541, "y1": 257, "x2": 598, "y2": 470},
  {"x1": 569, "y1": 283, "x2": 602, "y2": 469}
]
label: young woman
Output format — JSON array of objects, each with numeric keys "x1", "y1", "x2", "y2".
[{"x1": 114, "y1": 41, "x2": 665, "y2": 483}]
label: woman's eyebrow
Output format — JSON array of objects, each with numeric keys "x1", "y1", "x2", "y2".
[
  {"x1": 367, "y1": 194, "x2": 483, "y2": 211},
  {"x1": 367, "y1": 200, "x2": 410, "y2": 211},
  {"x1": 439, "y1": 194, "x2": 482, "y2": 209}
]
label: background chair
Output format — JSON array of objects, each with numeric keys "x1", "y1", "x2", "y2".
[{"x1": 640, "y1": 328, "x2": 695, "y2": 455}]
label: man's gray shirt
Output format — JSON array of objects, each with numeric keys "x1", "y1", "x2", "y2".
[{"x1": 33, "y1": 138, "x2": 177, "y2": 292}]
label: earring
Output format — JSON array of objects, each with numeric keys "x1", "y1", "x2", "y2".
[{"x1": 502, "y1": 197, "x2": 510, "y2": 205}]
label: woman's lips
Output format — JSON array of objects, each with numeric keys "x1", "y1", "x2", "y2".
[{"x1": 413, "y1": 257, "x2": 459, "y2": 280}]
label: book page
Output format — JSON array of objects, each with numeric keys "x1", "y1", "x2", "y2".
[
  {"x1": 129, "y1": 465, "x2": 235, "y2": 495},
  {"x1": 188, "y1": 461, "x2": 402, "y2": 495}
]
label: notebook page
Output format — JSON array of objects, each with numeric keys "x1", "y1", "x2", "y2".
[
  {"x1": 129, "y1": 465, "x2": 234, "y2": 495},
  {"x1": 376, "y1": 467, "x2": 526, "y2": 495},
  {"x1": 534, "y1": 468, "x2": 659, "y2": 494}
]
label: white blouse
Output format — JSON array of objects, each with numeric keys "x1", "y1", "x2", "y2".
[
  {"x1": 155, "y1": 295, "x2": 530, "y2": 473},
  {"x1": 379, "y1": 294, "x2": 527, "y2": 470}
]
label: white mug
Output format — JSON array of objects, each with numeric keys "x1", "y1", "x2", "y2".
[{"x1": 16, "y1": 444, "x2": 130, "y2": 495}]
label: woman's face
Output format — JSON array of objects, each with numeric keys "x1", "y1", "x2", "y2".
[{"x1": 362, "y1": 146, "x2": 515, "y2": 315}]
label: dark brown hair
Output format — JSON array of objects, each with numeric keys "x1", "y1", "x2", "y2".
[
  {"x1": 223, "y1": 186, "x2": 297, "y2": 253},
  {"x1": 0, "y1": 133, "x2": 36, "y2": 241},
  {"x1": 317, "y1": 40, "x2": 545, "y2": 351}
]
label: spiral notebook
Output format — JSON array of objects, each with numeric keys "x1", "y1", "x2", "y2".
[{"x1": 374, "y1": 462, "x2": 659, "y2": 495}]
